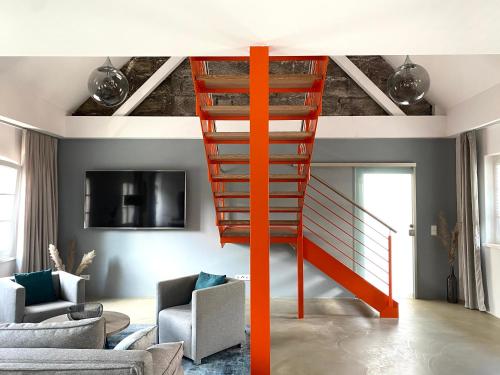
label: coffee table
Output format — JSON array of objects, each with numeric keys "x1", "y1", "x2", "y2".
[{"x1": 43, "y1": 310, "x2": 130, "y2": 337}]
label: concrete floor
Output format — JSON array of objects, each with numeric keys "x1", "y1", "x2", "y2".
[{"x1": 97, "y1": 298, "x2": 500, "y2": 374}]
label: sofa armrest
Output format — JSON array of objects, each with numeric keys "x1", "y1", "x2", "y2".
[
  {"x1": 156, "y1": 275, "x2": 197, "y2": 316},
  {"x1": 58, "y1": 271, "x2": 85, "y2": 304},
  {"x1": 147, "y1": 342, "x2": 184, "y2": 375},
  {"x1": 0, "y1": 278, "x2": 25, "y2": 323},
  {"x1": 191, "y1": 279, "x2": 245, "y2": 359}
]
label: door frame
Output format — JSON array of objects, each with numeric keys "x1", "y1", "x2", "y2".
[{"x1": 311, "y1": 162, "x2": 418, "y2": 299}]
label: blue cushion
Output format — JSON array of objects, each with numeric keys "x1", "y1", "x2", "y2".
[
  {"x1": 194, "y1": 271, "x2": 226, "y2": 290},
  {"x1": 14, "y1": 269, "x2": 57, "y2": 306}
]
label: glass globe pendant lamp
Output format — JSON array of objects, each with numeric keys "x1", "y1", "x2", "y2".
[
  {"x1": 88, "y1": 57, "x2": 129, "y2": 107},
  {"x1": 387, "y1": 55, "x2": 430, "y2": 105}
]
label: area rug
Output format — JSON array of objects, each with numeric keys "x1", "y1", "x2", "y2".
[{"x1": 107, "y1": 324, "x2": 250, "y2": 374}]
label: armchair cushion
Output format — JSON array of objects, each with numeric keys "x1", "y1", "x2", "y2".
[
  {"x1": 194, "y1": 271, "x2": 226, "y2": 291},
  {"x1": 23, "y1": 300, "x2": 74, "y2": 323},
  {"x1": 14, "y1": 269, "x2": 57, "y2": 306},
  {"x1": 158, "y1": 304, "x2": 192, "y2": 358}
]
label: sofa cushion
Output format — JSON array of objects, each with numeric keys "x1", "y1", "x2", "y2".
[
  {"x1": 158, "y1": 304, "x2": 192, "y2": 358},
  {"x1": 0, "y1": 347, "x2": 153, "y2": 375},
  {"x1": 114, "y1": 326, "x2": 157, "y2": 351},
  {"x1": 147, "y1": 342, "x2": 184, "y2": 375},
  {"x1": 14, "y1": 269, "x2": 57, "y2": 306},
  {"x1": 23, "y1": 300, "x2": 74, "y2": 323},
  {"x1": 0, "y1": 317, "x2": 105, "y2": 349},
  {"x1": 194, "y1": 271, "x2": 226, "y2": 291}
]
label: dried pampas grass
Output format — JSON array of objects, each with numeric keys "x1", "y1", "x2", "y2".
[
  {"x1": 48, "y1": 242, "x2": 96, "y2": 276},
  {"x1": 49, "y1": 244, "x2": 65, "y2": 271},
  {"x1": 74, "y1": 250, "x2": 96, "y2": 276},
  {"x1": 436, "y1": 211, "x2": 459, "y2": 265}
]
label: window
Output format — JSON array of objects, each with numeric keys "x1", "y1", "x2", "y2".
[
  {"x1": 493, "y1": 156, "x2": 500, "y2": 244},
  {"x1": 0, "y1": 162, "x2": 19, "y2": 259}
]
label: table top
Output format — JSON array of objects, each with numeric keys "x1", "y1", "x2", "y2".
[{"x1": 43, "y1": 310, "x2": 130, "y2": 337}]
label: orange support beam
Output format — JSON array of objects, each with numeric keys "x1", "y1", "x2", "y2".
[
  {"x1": 249, "y1": 46, "x2": 270, "y2": 375},
  {"x1": 297, "y1": 219, "x2": 304, "y2": 319}
]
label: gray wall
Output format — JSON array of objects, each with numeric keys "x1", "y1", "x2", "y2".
[{"x1": 58, "y1": 138, "x2": 455, "y2": 300}]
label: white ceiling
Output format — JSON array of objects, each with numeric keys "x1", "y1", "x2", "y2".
[
  {"x1": 0, "y1": 57, "x2": 129, "y2": 114},
  {"x1": 384, "y1": 55, "x2": 500, "y2": 111},
  {"x1": 1, "y1": 1, "x2": 500, "y2": 56}
]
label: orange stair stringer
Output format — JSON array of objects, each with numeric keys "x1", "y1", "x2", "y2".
[{"x1": 303, "y1": 237, "x2": 398, "y2": 318}]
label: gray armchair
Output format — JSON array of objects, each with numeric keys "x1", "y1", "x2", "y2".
[
  {"x1": 156, "y1": 274, "x2": 245, "y2": 364},
  {"x1": 0, "y1": 271, "x2": 85, "y2": 323}
]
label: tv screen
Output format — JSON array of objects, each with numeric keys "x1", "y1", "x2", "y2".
[{"x1": 84, "y1": 170, "x2": 186, "y2": 229}]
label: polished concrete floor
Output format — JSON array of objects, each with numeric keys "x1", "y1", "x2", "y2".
[{"x1": 98, "y1": 298, "x2": 500, "y2": 375}]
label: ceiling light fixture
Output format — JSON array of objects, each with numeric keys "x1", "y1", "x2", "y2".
[
  {"x1": 387, "y1": 55, "x2": 430, "y2": 105},
  {"x1": 88, "y1": 57, "x2": 129, "y2": 107}
]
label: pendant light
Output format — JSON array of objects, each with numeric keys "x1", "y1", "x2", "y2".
[
  {"x1": 387, "y1": 55, "x2": 430, "y2": 105},
  {"x1": 88, "y1": 57, "x2": 129, "y2": 107}
]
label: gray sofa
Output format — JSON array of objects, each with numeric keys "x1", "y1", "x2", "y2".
[
  {"x1": 0, "y1": 271, "x2": 85, "y2": 323},
  {"x1": 156, "y1": 274, "x2": 245, "y2": 364},
  {"x1": 0, "y1": 317, "x2": 184, "y2": 375}
]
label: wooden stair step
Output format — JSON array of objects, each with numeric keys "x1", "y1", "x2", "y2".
[
  {"x1": 196, "y1": 73, "x2": 322, "y2": 91},
  {"x1": 214, "y1": 191, "x2": 304, "y2": 199},
  {"x1": 204, "y1": 131, "x2": 314, "y2": 144},
  {"x1": 221, "y1": 227, "x2": 297, "y2": 238},
  {"x1": 200, "y1": 105, "x2": 317, "y2": 119},
  {"x1": 212, "y1": 173, "x2": 307, "y2": 182},
  {"x1": 208, "y1": 153, "x2": 309, "y2": 164},
  {"x1": 216, "y1": 206, "x2": 301, "y2": 213},
  {"x1": 219, "y1": 219, "x2": 300, "y2": 226}
]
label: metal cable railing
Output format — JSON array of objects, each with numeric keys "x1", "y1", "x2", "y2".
[{"x1": 304, "y1": 174, "x2": 396, "y2": 297}]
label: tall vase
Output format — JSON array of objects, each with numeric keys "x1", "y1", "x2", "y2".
[{"x1": 447, "y1": 264, "x2": 458, "y2": 303}]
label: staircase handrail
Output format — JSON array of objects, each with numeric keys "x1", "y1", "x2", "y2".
[{"x1": 310, "y1": 174, "x2": 397, "y2": 233}]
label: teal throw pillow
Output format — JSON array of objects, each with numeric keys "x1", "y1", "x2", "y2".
[
  {"x1": 194, "y1": 271, "x2": 226, "y2": 291},
  {"x1": 14, "y1": 269, "x2": 57, "y2": 306}
]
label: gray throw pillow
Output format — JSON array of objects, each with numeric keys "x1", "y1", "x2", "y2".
[
  {"x1": 147, "y1": 342, "x2": 184, "y2": 375},
  {"x1": 0, "y1": 317, "x2": 105, "y2": 349},
  {"x1": 114, "y1": 326, "x2": 157, "y2": 350}
]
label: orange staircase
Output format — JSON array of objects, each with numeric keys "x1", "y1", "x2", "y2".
[
  {"x1": 190, "y1": 55, "x2": 398, "y2": 318},
  {"x1": 190, "y1": 55, "x2": 328, "y2": 246}
]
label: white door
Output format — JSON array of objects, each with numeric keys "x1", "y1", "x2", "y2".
[{"x1": 355, "y1": 168, "x2": 416, "y2": 300}]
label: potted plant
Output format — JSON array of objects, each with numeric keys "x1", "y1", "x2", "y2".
[{"x1": 436, "y1": 211, "x2": 459, "y2": 303}]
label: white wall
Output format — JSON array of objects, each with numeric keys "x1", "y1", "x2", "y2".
[
  {"x1": 0, "y1": 122, "x2": 22, "y2": 164},
  {"x1": 477, "y1": 123, "x2": 500, "y2": 318}
]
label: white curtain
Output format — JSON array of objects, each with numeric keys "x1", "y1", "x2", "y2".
[
  {"x1": 19, "y1": 130, "x2": 58, "y2": 272},
  {"x1": 456, "y1": 131, "x2": 486, "y2": 311}
]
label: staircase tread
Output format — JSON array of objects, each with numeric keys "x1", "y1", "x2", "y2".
[
  {"x1": 204, "y1": 131, "x2": 314, "y2": 143},
  {"x1": 209, "y1": 153, "x2": 310, "y2": 163},
  {"x1": 197, "y1": 73, "x2": 322, "y2": 89},
  {"x1": 212, "y1": 173, "x2": 307, "y2": 181},
  {"x1": 216, "y1": 206, "x2": 301, "y2": 212},
  {"x1": 214, "y1": 191, "x2": 304, "y2": 198},
  {"x1": 219, "y1": 219, "x2": 300, "y2": 226},
  {"x1": 222, "y1": 227, "x2": 297, "y2": 237},
  {"x1": 201, "y1": 104, "x2": 317, "y2": 118}
]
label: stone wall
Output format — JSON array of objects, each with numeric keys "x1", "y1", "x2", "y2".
[{"x1": 73, "y1": 56, "x2": 432, "y2": 116}]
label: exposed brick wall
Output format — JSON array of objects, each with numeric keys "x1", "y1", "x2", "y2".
[{"x1": 73, "y1": 56, "x2": 432, "y2": 116}]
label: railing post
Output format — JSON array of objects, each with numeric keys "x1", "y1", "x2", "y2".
[{"x1": 388, "y1": 234, "x2": 393, "y2": 307}]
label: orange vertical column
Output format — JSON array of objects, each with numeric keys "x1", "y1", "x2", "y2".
[
  {"x1": 249, "y1": 46, "x2": 270, "y2": 374},
  {"x1": 297, "y1": 216, "x2": 304, "y2": 319}
]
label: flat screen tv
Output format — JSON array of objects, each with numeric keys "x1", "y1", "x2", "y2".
[{"x1": 84, "y1": 170, "x2": 186, "y2": 229}]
